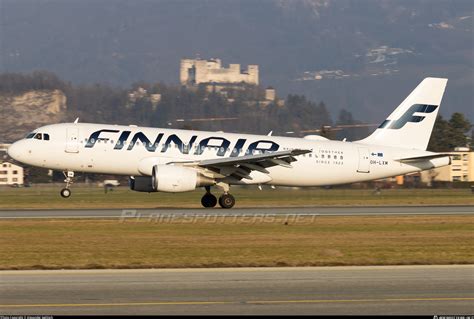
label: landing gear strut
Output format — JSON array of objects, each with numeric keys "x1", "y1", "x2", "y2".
[
  {"x1": 201, "y1": 186, "x2": 217, "y2": 208},
  {"x1": 215, "y1": 183, "x2": 235, "y2": 209},
  {"x1": 60, "y1": 171, "x2": 74, "y2": 198}
]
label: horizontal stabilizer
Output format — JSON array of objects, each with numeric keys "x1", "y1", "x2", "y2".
[{"x1": 394, "y1": 153, "x2": 451, "y2": 163}]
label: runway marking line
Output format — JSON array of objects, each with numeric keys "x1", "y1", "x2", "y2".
[{"x1": 1, "y1": 297, "x2": 473, "y2": 308}]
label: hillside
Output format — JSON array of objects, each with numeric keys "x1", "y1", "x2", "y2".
[{"x1": 0, "y1": 90, "x2": 67, "y2": 142}]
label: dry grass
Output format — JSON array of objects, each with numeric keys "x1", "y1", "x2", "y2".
[
  {"x1": 0, "y1": 215, "x2": 473, "y2": 270},
  {"x1": 0, "y1": 186, "x2": 473, "y2": 209}
]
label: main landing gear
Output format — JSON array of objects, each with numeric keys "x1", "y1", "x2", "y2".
[
  {"x1": 201, "y1": 185, "x2": 235, "y2": 209},
  {"x1": 218, "y1": 193, "x2": 235, "y2": 209},
  {"x1": 60, "y1": 171, "x2": 74, "y2": 198},
  {"x1": 201, "y1": 187, "x2": 217, "y2": 208}
]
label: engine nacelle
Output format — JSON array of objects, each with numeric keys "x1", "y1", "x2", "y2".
[
  {"x1": 152, "y1": 165, "x2": 198, "y2": 192},
  {"x1": 130, "y1": 165, "x2": 214, "y2": 193}
]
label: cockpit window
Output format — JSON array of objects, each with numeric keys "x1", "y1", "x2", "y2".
[{"x1": 27, "y1": 132, "x2": 50, "y2": 141}]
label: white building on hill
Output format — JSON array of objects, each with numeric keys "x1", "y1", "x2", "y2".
[{"x1": 180, "y1": 58, "x2": 259, "y2": 86}]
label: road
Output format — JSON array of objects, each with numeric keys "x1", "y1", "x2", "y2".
[
  {"x1": 0, "y1": 205, "x2": 472, "y2": 219},
  {"x1": 1, "y1": 265, "x2": 473, "y2": 315}
]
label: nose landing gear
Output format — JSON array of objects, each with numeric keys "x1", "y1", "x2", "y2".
[
  {"x1": 60, "y1": 188, "x2": 71, "y2": 198},
  {"x1": 60, "y1": 171, "x2": 74, "y2": 198}
]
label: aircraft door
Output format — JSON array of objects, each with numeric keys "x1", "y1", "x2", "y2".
[
  {"x1": 357, "y1": 147, "x2": 370, "y2": 173},
  {"x1": 65, "y1": 127, "x2": 80, "y2": 153}
]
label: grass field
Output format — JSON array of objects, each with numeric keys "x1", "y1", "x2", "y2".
[
  {"x1": 0, "y1": 215, "x2": 473, "y2": 270},
  {"x1": 0, "y1": 185, "x2": 473, "y2": 209}
]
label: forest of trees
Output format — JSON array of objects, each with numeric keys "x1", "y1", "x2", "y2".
[
  {"x1": 427, "y1": 113, "x2": 473, "y2": 152},
  {"x1": 0, "y1": 71, "x2": 337, "y2": 136}
]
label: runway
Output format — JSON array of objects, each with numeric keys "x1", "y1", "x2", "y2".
[
  {"x1": 1, "y1": 265, "x2": 473, "y2": 315},
  {"x1": 0, "y1": 205, "x2": 473, "y2": 219}
]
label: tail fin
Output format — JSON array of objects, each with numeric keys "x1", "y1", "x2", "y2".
[{"x1": 358, "y1": 77, "x2": 448, "y2": 150}]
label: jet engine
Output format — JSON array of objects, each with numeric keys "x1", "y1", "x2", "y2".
[{"x1": 130, "y1": 165, "x2": 214, "y2": 193}]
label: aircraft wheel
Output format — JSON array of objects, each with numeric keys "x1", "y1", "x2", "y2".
[
  {"x1": 60, "y1": 188, "x2": 71, "y2": 198},
  {"x1": 201, "y1": 193, "x2": 217, "y2": 208},
  {"x1": 218, "y1": 193, "x2": 235, "y2": 209}
]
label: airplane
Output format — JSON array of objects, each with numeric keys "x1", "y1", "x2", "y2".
[{"x1": 7, "y1": 77, "x2": 451, "y2": 208}]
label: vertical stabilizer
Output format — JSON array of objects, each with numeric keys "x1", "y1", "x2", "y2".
[{"x1": 358, "y1": 77, "x2": 448, "y2": 150}]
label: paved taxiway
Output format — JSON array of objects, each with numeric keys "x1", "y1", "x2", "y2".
[
  {"x1": 1, "y1": 265, "x2": 473, "y2": 315},
  {"x1": 0, "y1": 205, "x2": 473, "y2": 219}
]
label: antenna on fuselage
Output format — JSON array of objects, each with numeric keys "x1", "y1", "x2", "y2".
[{"x1": 74, "y1": 118, "x2": 79, "y2": 124}]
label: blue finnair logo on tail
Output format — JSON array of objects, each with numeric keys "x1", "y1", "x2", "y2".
[{"x1": 378, "y1": 104, "x2": 438, "y2": 130}]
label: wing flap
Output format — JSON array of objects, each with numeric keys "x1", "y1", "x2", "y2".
[
  {"x1": 170, "y1": 149, "x2": 311, "y2": 180},
  {"x1": 198, "y1": 149, "x2": 309, "y2": 167}
]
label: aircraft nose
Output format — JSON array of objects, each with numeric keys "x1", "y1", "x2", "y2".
[{"x1": 7, "y1": 141, "x2": 23, "y2": 161}]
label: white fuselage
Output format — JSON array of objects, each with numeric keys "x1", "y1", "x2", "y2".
[{"x1": 7, "y1": 123, "x2": 449, "y2": 187}]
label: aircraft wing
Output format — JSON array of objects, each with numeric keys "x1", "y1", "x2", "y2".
[{"x1": 172, "y1": 149, "x2": 311, "y2": 180}]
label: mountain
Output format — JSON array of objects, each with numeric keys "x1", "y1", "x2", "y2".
[{"x1": 1, "y1": 0, "x2": 472, "y2": 123}]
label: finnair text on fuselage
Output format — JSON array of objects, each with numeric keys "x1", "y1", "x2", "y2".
[{"x1": 85, "y1": 129, "x2": 279, "y2": 156}]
